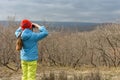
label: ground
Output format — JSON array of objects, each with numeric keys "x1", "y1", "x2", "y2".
[{"x1": 0, "y1": 65, "x2": 120, "y2": 80}]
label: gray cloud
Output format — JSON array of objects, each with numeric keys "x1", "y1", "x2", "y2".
[{"x1": 0, "y1": 0, "x2": 120, "y2": 22}]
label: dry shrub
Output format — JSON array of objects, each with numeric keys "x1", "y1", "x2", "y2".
[
  {"x1": 0, "y1": 19, "x2": 120, "y2": 71},
  {"x1": 0, "y1": 18, "x2": 20, "y2": 71},
  {"x1": 39, "y1": 23, "x2": 120, "y2": 67}
]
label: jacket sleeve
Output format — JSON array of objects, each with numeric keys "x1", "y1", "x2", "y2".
[
  {"x1": 34, "y1": 26, "x2": 48, "y2": 41},
  {"x1": 15, "y1": 27, "x2": 22, "y2": 38}
]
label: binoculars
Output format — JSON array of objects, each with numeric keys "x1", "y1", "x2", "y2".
[{"x1": 32, "y1": 24, "x2": 35, "y2": 28}]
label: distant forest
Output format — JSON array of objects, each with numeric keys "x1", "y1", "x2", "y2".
[{"x1": 0, "y1": 21, "x2": 115, "y2": 32}]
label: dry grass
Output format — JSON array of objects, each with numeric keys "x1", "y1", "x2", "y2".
[{"x1": 0, "y1": 66, "x2": 120, "y2": 80}]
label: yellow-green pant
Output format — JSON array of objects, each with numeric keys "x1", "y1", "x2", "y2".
[{"x1": 21, "y1": 60, "x2": 37, "y2": 80}]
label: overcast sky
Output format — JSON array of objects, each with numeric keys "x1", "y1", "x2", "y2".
[{"x1": 0, "y1": 0, "x2": 120, "y2": 23}]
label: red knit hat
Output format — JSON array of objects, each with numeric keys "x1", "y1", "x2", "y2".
[{"x1": 20, "y1": 19, "x2": 32, "y2": 30}]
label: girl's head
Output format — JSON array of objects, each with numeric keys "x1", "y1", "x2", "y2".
[{"x1": 21, "y1": 19, "x2": 32, "y2": 30}]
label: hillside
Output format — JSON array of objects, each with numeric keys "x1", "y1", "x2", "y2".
[{"x1": 0, "y1": 21, "x2": 100, "y2": 32}]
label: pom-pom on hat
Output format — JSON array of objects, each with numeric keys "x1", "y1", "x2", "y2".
[{"x1": 20, "y1": 19, "x2": 32, "y2": 30}]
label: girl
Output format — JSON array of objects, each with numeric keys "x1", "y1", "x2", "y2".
[{"x1": 15, "y1": 19, "x2": 48, "y2": 80}]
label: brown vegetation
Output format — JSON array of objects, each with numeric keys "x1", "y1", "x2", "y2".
[
  {"x1": 40, "y1": 23, "x2": 120, "y2": 68},
  {"x1": 1, "y1": 19, "x2": 120, "y2": 79},
  {"x1": 0, "y1": 19, "x2": 120, "y2": 71}
]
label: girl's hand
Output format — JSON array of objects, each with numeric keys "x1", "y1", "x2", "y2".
[{"x1": 32, "y1": 23, "x2": 40, "y2": 28}]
